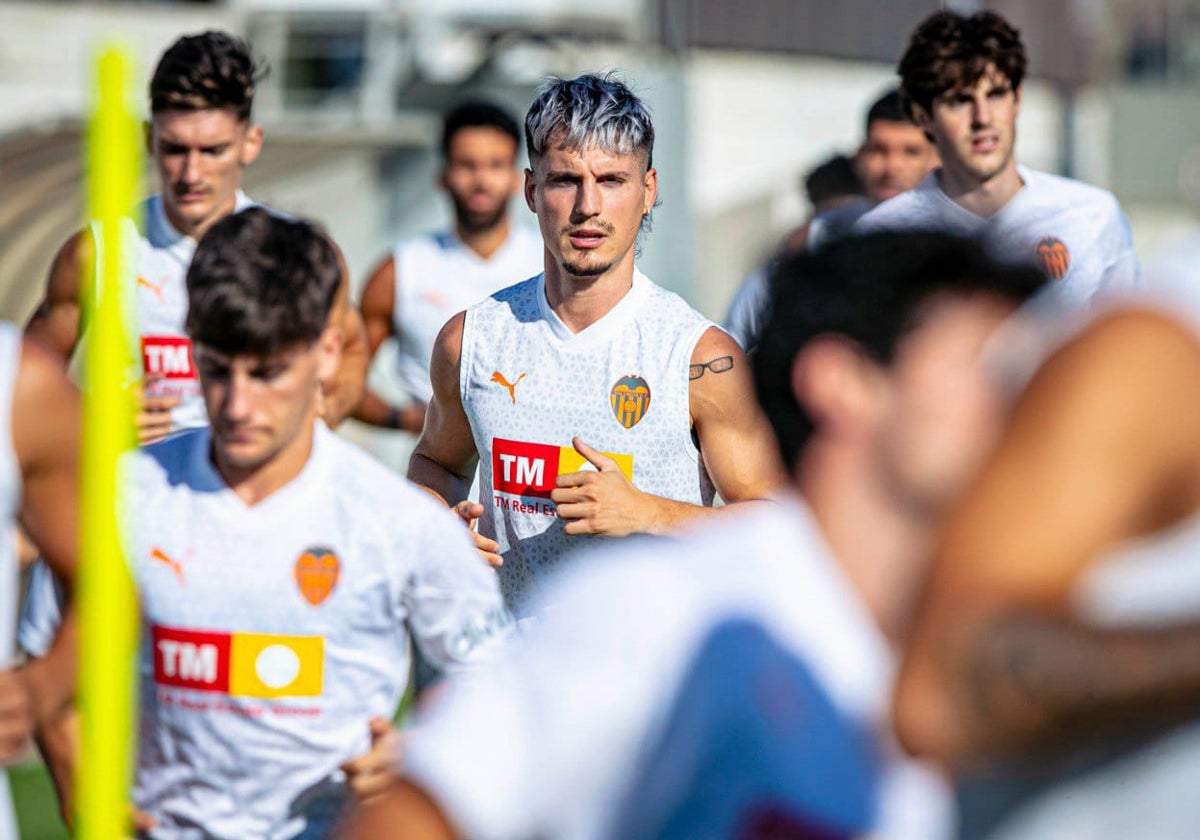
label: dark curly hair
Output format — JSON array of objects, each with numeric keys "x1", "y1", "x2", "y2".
[
  {"x1": 898, "y1": 11, "x2": 1026, "y2": 120},
  {"x1": 150, "y1": 31, "x2": 267, "y2": 121}
]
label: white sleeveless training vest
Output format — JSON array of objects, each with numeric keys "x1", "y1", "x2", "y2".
[
  {"x1": 460, "y1": 270, "x2": 715, "y2": 616},
  {"x1": 0, "y1": 324, "x2": 23, "y2": 840},
  {"x1": 76, "y1": 192, "x2": 258, "y2": 434},
  {"x1": 392, "y1": 226, "x2": 542, "y2": 404}
]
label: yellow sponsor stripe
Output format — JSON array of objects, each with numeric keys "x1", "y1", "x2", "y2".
[
  {"x1": 558, "y1": 447, "x2": 634, "y2": 482},
  {"x1": 229, "y1": 632, "x2": 324, "y2": 698}
]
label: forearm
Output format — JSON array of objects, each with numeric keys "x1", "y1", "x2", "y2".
[
  {"x1": 407, "y1": 452, "x2": 471, "y2": 508},
  {"x1": 23, "y1": 612, "x2": 77, "y2": 724},
  {"x1": 33, "y1": 703, "x2": 78, "y2": 825},
  {"x1": 935, "y1": 609, "x2": 1200, "y2": 763},
  {"x1": 643, "y1": 494, "x2": 773, "y2": 535},
  {"x1": 352, "y1": 390, "x2": 427, "y2": 433}
]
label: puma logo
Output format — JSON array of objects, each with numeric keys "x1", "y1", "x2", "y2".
[
  {"x1": 137, "y1": 275, "x2": 166, "y2": 301},
  {"x1": 490, "y1": 371, "x2": 526, "y2": 404},
  {"x1": 150, "y1": 546, "x2": 185, "y2": 584}
]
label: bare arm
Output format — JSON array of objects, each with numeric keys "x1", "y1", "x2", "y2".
[
  {"x1": 895, "y1": 309, "x2": 1200, "y2": 769},
  {"x1": 350, "y1": 256, "x2": 425, "y2": 432},
  {"x1": 346, "y1": 781, "x2": 459, "y2": 840},
  {"x1": 320, "y1": 241, "x2": 369, "y2": 428},
  {"x1": 551, "y1": 327, "x2": 787, "y2": 536},
  {"x1": 26, "y1": 230, "x2": 91, "y2": 362},
  {"x1": 406, "y1": 314, "x2": 499, "y2": 565}
]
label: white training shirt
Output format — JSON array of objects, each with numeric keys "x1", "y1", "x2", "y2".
[
  {"x1": 855, "y1": 167, "x2": 1140, "y2": 307},
  {"x1": 0, "y1": 325, "x2": 24, "y2": 840},
  {"x1": 392, "y1": 226, "x2": 543, "y2": 404},
  {"x1": 460, "y1": 269, "x2": 715, "y2": 616},
  {"x1": 405, "y1": 498, "x2": 952, "y2": 840},
  {"x1": 126, "y1": 423, "x2": 509, "y2": 839},
  {"x1": 73, "y1": 192, "x2": 259, "y2": 434}
]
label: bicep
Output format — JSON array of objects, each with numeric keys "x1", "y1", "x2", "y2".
[
  {"x1": 411, "y1": 314, "x2": 477, "y2": 478},
  {"x1": 26, "y1": 231, "x2": 90, "y2": 361},
  {"x1": 928, "y1": 310, "x2": 1200, "y2": 612},
  {"x1": 358, "y1": 259, "x2": 397, "y2": 357},
  {"x1": 689, "y1": 328, "x2": 786, "y2": 502},
  {"x1": 12, "y1": 339, "x2": 80, "y2": 588}
]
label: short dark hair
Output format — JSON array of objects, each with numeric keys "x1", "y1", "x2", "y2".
[
  {"x1": 441, "y1": 101, "x2": 521, "y2": 158},
  {"x1": 753, "y1": 232, "x2": 1045, "y2": 470},
  {"x1": 150, "y1": 31, "x2": 266, "y2": 121},
  {"x1": 803, "y1": 154, "x2": 863, "y2": 208},
  {"x1": 898, "y1": 11, "x2": 1027, "y2": 119},
  {"x1": 864, "y1": 89, "x2": 909, "y2": 133},
  {"x1": 186, "y1": 208, "x2": 340, "y2": 358}
]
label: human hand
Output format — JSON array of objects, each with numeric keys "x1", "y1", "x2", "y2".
[
  {"x1": 341, "y1": 717, "x2": 403, "y2": 804},
  {"x1": 136, "y1": 377, "x2": 180, "y2": 445},
  {"x1": 451, "y1": 501, "x2": 502, "y2": 567},
  {"x1": 551, "y1": 437, "x2": 648, "y2": 536}
]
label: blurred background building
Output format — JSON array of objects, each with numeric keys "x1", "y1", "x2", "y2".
[{"x1": 1, "y1": 0, "x2": 1198, "y2": 455}]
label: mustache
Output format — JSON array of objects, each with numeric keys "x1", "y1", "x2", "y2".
[{"x1": 561, "y1": 222, "x2": 616, "y2": 236}]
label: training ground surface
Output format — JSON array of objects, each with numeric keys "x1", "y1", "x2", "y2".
[{"x1": 11, "y1": 760, "x2": 67, "y2": 839}]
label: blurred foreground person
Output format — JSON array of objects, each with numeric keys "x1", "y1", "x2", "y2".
[
  {"x1": 857, "y1": 11, "x2": 1139, "y2": 304},
  {"x1": 349, "y1": 232, "x2": 1044, "y2": 840},
  {"x1": 0, "y1": 331, "x2": 80, "y2": 840},
  {"x1": 726, "y1": 89, "x2": 936, "y2": 350},
  {"x1": 35, "y1": 210, "x2": 510, "y2": 837},
  {"x1": 896, "y1": 277, "x2": 1200, "y2": 837}
]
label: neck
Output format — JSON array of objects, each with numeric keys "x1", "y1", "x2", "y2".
[
  {"x1": 162, "y1": 191, "x2": 240, "y2": 242},
  {"x1": 542, "y1": 249, "x2": 636, "y2": 334},
  {"x1": 213, "y1": 415, "x2": 317, "y2": 506},
  {"x1": 796, "y1": 441, "x2": 932, "y2": 646},
  {"x1": 457, "y1": 215, "x2": 512, "y2": 260},
  {"x1": 937, "y1": 159, "x2": 1024, "y2": 219}
]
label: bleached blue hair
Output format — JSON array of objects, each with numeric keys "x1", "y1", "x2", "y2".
[{"x1": 524, "y1": 73, "x2": 654, "y2": 169}]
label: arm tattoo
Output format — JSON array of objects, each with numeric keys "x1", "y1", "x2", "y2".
[
  {"x1": 689, "y1": 355, "x2": 734, "y2": 381},
  {"x1": 963, "y1": 610, "x2": 1200, "y2": 759}
]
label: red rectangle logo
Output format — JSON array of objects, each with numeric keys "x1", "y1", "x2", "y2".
[
  {"x1": 153, "y1": 625, "x2": 231, "y2": 693},
  {"x1": 142, "y1": 336, "x2": 196, "y2": 380},
  {"x1": 492, "y1": 438, "x2": 560, "y2": 498}
]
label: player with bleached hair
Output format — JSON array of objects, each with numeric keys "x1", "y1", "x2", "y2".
[{"x1": 408, "y1": 73, "x2": 785, "y2": 617}]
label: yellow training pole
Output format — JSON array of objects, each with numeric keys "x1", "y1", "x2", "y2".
[{"x1": 76, "y1": 46, "x2": 140, "y2": 839}]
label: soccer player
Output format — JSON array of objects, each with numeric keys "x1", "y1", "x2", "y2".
[
  {"x1": 26, "y1": 30, "x2": 367, "y2": 443},
  {"x1": 856, "y1": 11, "x2": 1139, "y2": 305},
  {"x1": 0, "y1": 332, "x2": 81, "y2": 839},
  {"x1": 895, "y1": 277, "x2": 1200, "y2": 836},
  {"x1": 352, "y1": 101, "x2": 542, "y2": 444},
  {"x1": 408, "y1": 73, "x2": 785, "y2": 615},
  {"x1": 725, "y1": 89, "x2": 937, "y2": 350},
  {"x1": 349, "y1": 232, "x2": 1045, "y2": 840},
  {"x1": 38, "y1": 209, "x2": 510, "y2": 837}
]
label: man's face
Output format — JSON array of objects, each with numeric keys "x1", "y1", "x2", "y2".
[
  {"x1": 196, "y1": 333, "x2": 336, "y2": 477},
  {"x1": 872, "y1": 293, "x2": 1016, "y2": 519},
  {"x1": 441, "y1": 126, "x2": 521, "y2": 234},
  {"x1": 857, "y1": 119, "x2": 938, "y2": 203},
  {"x1": 150, "y1": 108, "x2": 263, "y2": 239},
  {"x1": 524, "y1": 143, "x2": 657, "y2": 280},
  {"x1": 916, "y1": 65, "x2": 1020, "y2": 187}
]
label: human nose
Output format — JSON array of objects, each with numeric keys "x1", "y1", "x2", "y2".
[
  {"x1": 181, "y1": 150, "x2": 203, "y2": 185},
  {"x1": 572, "y1": 179, "x2": 601, "y2": 221},
  {"x1": 222, "y1": 370, "x2": 253, "y2": 422},
  {"x1": 971, "y1": 95, "x2": 992, "y2": 127}
]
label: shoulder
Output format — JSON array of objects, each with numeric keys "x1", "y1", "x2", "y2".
[
  {"x1": 854, "y1": 183, "x2": 938, "y2": 233},
  {"x1": 126, "y1": 429, "x2": 208, "y2": 486},
  {"x1": 1025, "y1": 169, "x2": 1124, "y2": 216},
  {"x1": 640, "y1": 275, "x2": 711, "y2": 325}
]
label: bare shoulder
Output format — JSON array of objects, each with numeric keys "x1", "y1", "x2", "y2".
[
  {"x1": 689, "y1": 326, "x2": 745, "y2": 382},
  {"x1": 359, "y1": 255, "x2": 396, "y2": 313},
  {"x1": 44, "y1": 229, "x2": 93, "y2": 302},
  {"x1": 12, "y1": 335, "x2": 78, "y2": 468}
]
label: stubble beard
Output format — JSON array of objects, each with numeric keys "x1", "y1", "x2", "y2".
[{"x1": 452, "y1": 196, "x2": 507, "y2": 235}]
